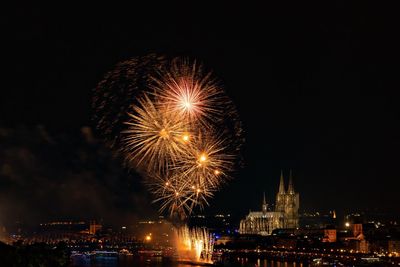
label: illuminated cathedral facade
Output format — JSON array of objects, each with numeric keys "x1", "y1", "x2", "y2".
[{"x1": 239, "y1": 171, "x2": 300, "y2": 236}]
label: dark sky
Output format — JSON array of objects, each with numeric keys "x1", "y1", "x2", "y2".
[{"x1": 2, "y1": 3, "x2": 400, "y2": 225}]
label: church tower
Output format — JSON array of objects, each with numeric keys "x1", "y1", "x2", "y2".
[
  {"x1": 284, "y1": 170, "x2": 300, "y2": 228},
  {"x1": 275, "y1": 170, "x2": 286, "y2": 212},
  {"x1": 287, "y1": 170, "x2": 295, "y2": 194},
  {"x1": 262, "y1": 192, "x2": 268, "y2": 215}
]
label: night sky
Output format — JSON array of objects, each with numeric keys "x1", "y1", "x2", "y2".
[{"x1": 2, "y1": 3, "x2": 400, "y2": 226}]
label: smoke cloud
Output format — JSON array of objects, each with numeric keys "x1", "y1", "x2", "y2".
[{"x1": 0, "y1": 125, "x2": 156, "y2": 231}]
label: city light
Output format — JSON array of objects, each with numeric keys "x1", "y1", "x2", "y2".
[{"x1": 145, "y1": 233, "x2": 152, "y2": 241}]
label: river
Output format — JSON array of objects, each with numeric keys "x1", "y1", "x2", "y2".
[{"x1": 71, "y1": 256, "x2": 307, "y2": 267}]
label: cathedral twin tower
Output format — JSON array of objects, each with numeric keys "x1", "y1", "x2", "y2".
[
  {"x1": 275, "y1": 170, "x2": 300, "y2": 229},
  {"x1": 239, "y1": 171, "x2": 300, "y2": 235}
]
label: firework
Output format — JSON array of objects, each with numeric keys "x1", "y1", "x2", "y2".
[
  {"x1": 94, "y1": 55, "x2": 243, "y2": 218},
  {"x1": 175, "y1": 225, "x2": 214, "y2": 263},
  {"x1": 143, "y1": 131, "x2": 233, "y2": 216},
  {"x1": 151, "y1": 59, "x2": 225, "y2": 127},
  {"x1": 146, "y1": 169, "x2": 216, "y2": 218},
  {"x1": 177, "y1": 132, "x2": 234, "y2": 190},
  {"x1": 122, "y1": 93, "x2": 190, "y2": 173}
]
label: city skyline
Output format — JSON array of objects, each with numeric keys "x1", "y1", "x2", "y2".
[{"x1": 2, "y1": 3, "x2": 400, "y2": 266}]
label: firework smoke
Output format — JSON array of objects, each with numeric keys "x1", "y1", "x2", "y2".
[{"x1": 93, "y1": 54, "x2": 166, "y2": 149}]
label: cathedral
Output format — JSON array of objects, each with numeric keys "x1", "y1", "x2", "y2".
[{"x1": 239, "y1": 171, "x2": 300, "y2": 236}]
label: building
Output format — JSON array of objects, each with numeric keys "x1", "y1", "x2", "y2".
[
  {"x1": 89, "y1": 221, "x2": 102, "y2": 235},
  {"x1": 341, "y1": 223, "x2": 370, "y2": 253},
  {"x1": 239, "y1": 171, "x2": 300, "y2": 235},
  {"x1": 322, "y1": 229, "x2": 337, "y2": 243},
  {"x1": 300, "y1": 211, "x2": 337, "y2": 229},
  {"x1": 388, "y1": 240, "x2": 400, "y2": 255}
]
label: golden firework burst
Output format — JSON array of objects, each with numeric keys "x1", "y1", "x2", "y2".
[
  {"x1": 122, "y1": 94, "x2": 191, "y2": 173},
  {"x1": 151, "y1": 59, "x2": 224, "y2": 126},
  {"x1": 115, "y1": 57, "x2": 242, "y2": 218}
]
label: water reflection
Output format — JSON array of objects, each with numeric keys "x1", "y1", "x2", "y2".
[{"x1": 71, "y1": 256, "x2": 305, "y2": 267}]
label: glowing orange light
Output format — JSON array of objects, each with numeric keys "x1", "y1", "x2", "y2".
[
  {"x1": 159, "y1": 128, "x2": 169, "y2": 138},
  {"x1": 214, "y1": 170, "x2": 220, "y2": 175},
  {"x1": 182, "y1": 100, "x2": 192, "y2": 109},
  {"x1": 199, "y1": 154, "x2": 207, "y2": 162}
]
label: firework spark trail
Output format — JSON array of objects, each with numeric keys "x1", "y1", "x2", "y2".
[
  {"x1": 176, "y1": 133, "x2": 234, "y2": 190},
  {"x1": 147, "y1": 170, "x2": 216, "y2": 218},
  {"x1": 122, "y1": 94, "x2": 190, "y2": 173},
  {"x1": 175, "y1": 225, "x2": 214, "y2": 263},
  {"x1": 142, "y1": 131, "x2": 233, "y2": 217}
]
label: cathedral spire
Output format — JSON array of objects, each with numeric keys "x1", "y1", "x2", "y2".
[
  {"x1": 288, "y1": 169, "x2": 295, "y2": 194},
  {"x1": 278, "y1": 170, "x2": 285, "y2": 194},
  {"x1": 262, "y1": 192, "x2": 267, "y2": 214}
]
